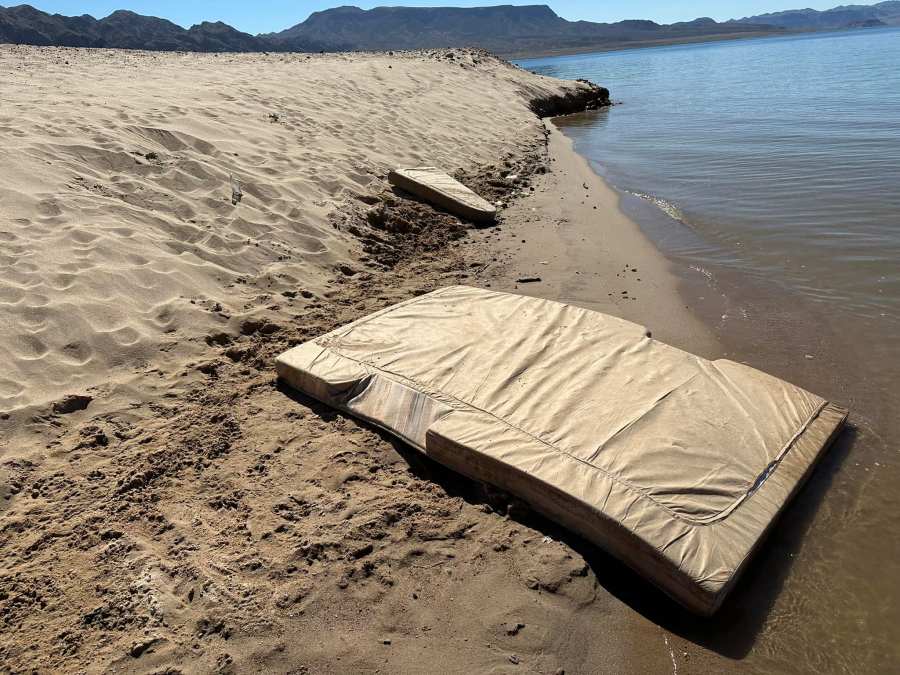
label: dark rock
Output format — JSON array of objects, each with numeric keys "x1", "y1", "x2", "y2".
[
  {"x1": 52, "y1": 394, "x2": 92, "y2": 415},
  {"x1": 205, "y1": 332, "x2": 233, "y2": 346},
  {"x1": 224, "y1": 346, "x2": 246, "y2": 362},
  {"x1": 240, "y1": 319, "x2": 278, "y2": 335},
  {"x1": 530, "y1": 81, "x2": 611, "y2": 117},
  {"x1": 351, "y1": 543, "x2": 374, "y2": 559},
  {"x1": 129, "y1": 637, "x2": 163, "y2": 658},
  {"x1": 196, "y1": 617, "x2": 230, "y2": 639}
]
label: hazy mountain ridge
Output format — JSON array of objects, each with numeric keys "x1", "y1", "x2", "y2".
[
  {"x1": 0, "y1": 2, "x2": 896, "y2": 55},
  {"x1": 0, "y1": 5, "x2": 271, "y2": 51},
  {"x1": 737, "y1": 1, "x2": 900, "y2": 28},
  {"x1": 263, "y1": 5, "x2": 775, "y2": 54}
]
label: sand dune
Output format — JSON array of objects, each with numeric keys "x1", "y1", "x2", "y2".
[{"x1": 0, "y1": 46, "x2": 584, "y2": 413}]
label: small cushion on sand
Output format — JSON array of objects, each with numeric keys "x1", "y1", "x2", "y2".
[
  {"x1": 276, "y1": 286, "x2": 847, "y2": 615},
  {"x1": 388, "y1": 167, "x2": 497, "y2": 223}
]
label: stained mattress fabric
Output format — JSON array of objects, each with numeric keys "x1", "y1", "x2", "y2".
[{"x1": 275, "y1": 286, "x2": 847, "y2": 614}]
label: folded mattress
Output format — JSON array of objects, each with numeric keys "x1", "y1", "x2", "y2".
[{"x1": 275, "y1": 286, "x2": 846, "y2": 614}]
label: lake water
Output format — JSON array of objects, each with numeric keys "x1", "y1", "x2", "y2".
[{"x1": 518, "y1": 28, "x2": 899, "y2": 674}]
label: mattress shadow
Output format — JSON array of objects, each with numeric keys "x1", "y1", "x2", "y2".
[{"x1": 277, "y1": 380, "x2": 855, "y2": 660}]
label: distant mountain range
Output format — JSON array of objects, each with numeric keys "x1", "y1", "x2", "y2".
[
  {"x1": 0, "y1": 6, "x2": 267, "y2": 51},
  {"x1": 261, "y1": 5, "x2": 774, "y2": 55},
  {"x1": 2, "y1": 2, "x2": 899, "y2": 56},
  {"x1": 736, "y1": 1, "x2": 900, "y2": 29}
]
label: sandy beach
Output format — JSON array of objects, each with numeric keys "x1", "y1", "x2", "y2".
[{"x1": 0, "y1": 44, "x2": 881, "y2": 673}]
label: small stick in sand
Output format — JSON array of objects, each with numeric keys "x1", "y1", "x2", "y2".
[{"x1": 231, "y1": 175, "x2": 243, "y2": 205}]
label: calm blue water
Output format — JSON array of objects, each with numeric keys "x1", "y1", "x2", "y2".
[{"x1": 518, "y1": 28, "x2": 900, "y2": 329}]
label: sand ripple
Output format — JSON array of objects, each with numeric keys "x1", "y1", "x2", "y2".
[{"x1": 0, "y1": 46, "x2": 575, "y2": 411}]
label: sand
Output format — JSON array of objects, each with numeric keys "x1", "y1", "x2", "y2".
[
  {"x1": 0, "y1": 44, "x2": 860, "y2": 674},
  {"x1": 0, "y1": 45, "x2": 591, "y2": 416}
]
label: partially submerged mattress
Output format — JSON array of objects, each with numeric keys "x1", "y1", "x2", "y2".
[
  {"x1": 388, "y1": 167, "x2": 497, "y2": 223},
  {"x1": 276, "y1": 286, "x2": 846, "y2": 614}
]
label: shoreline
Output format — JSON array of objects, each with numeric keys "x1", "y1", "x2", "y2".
[
  {"x1": 1, "y1": 44, "x2": 894, "y2": 672},
  {"x1": 504, "y1": 29, "x2": 786, "y2": 60},
  {"x1": 475, "y1": 120, "x2": 722, "y2": 358},
  {"x1": 506, "y1": 25, "x2": 898, "y2": 61}
]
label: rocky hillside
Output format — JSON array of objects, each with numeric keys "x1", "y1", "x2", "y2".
[
  {"x1": 0, "y1": 3, "x2": 773, "y2": 54},
  {"x1": 737, "y1": 1, "x2": 900, "y2": 29},
  {"x1": 263, "y1": 5, "x2": 775, "y2": 54},
  {"x1": 0, "y1": 6, "x2": 266, "y2": 51}
]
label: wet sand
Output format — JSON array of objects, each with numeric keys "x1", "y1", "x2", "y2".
[{"x1": 477, "y1": 122, "x2": 720, "y2": 356}]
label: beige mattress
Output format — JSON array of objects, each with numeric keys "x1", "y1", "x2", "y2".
[
  {"x1": 388, "y1": 167, "x2": 497, "y2": 223},
  {"x1": 275, "y1": 286, "x2": 846, "y2": 614}
]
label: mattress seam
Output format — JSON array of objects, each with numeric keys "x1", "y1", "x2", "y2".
[{"x1": 698, "y1": 399, "x2": 828, "y2": 523}]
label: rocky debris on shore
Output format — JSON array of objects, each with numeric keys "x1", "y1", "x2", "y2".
[
  {"x1": 529, "y1": 79, "x2": 611, "y2": 117},
  {"x1": 51, "y1": 394, "x2": 93, "y2": 415}
]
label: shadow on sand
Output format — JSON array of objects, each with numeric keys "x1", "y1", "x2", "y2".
[{"x1": 277, "y1": 380, "x2": 856, "y2": 660}]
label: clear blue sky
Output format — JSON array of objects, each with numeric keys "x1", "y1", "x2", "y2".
[{"x1": 9, "y1": 1, "x2": 847, "y2": 34}]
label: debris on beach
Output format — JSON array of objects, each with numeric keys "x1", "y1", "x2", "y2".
[
  {"x1": 389, "y1": 166, "x2": 496, "y2": 223},
  {"x1": 276, "y1": 286, "x2": 847, "y2": 615},
  {"x1": 51, "y1": 393, "x2": 93, "y2": 415},
  {"x1": 230, "y1": 174, "x2": 243, "y2": 205}
]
